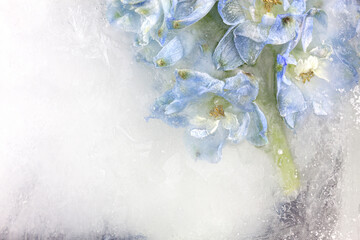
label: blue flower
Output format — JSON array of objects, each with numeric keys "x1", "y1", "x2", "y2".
[
  {"x1": 107, "y1": 0, "x2": 218, "y2": 68},
  {"x1": 214, "y1": 0, "x2": 309, "y2": 70},
  {"x1": 166, "y1": 0, "x2": 217, "y2": 30},
  {"x1": 276, "y1": 42, "x2": 359, "y2": 128},
  {"x1": 107, "y1": 0, "x2": 167, "y2": 46},
  {"x1": 148, "y1": 70, "x2": 268, "y2": 162}
]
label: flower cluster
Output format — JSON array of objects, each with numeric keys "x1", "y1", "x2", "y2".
[
  {"x1": 147, "y1": 70, "x2": 267, "y2": 162},
  {"x1": 108, "y1": 0, "x2": 360, "y2": 163},
  {"x1": 107, "y1": 0, "x2": 218, "y2": 67}
]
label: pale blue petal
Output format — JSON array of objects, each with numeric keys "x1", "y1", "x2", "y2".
[
  {"x1": 173, "y1": 70, "x2": 225, "y2": 98},
  {"x1": 147, "y1": 90, "x2": 189, "y2": 127},
  {"x1": 155, "y1": 0, "x2": 171, "y2": 45},
  {"x1": 135, "y1": 41, "x2": 162, "y2": 64},
  {"x1": 234, "y1": 21, "x2": 269, "y2": 42},
  {"x1": 135, "y1": 1, "x2": 163, "y2": 46},
  {"x1": 283, "y1": 0, "x2": 290, "y2": 11},
  {"x1": 302, "y1": 17, "x2": 313, "y2": 52},
  {"x1": 246, "y1": 103, "x2": 268, "y2": 146},
  {"x1": 276, "y1": 79, "x2": 307, "y2": 127},
  {"x1": 154, "y1": 37, "x2": 184, "y2": 67},
  {"x1": 289, "y1": 0, "x2": 306, "y2": 14},
  {"x1": 218, "y1": 0, "x2": 247, "y2": 26},
  {"x1": 148, "y1": 70, "x2": 225, "y2": 128},
  {"x1": 213, "y1": 26, "x2": 245, "y2": 70},
  {"x1": 185, "y1": 129, "x2": 227, "y2": 163},
  {"x1": 261, "y1": 14, "x2": 276, "y2": 27},
  {"x1": 312, "y1": 9, "x2": 328, "y2": 28},
  {"x1": 287, "y1": 55, "x2": 297, "y2": 65},
  {"x1": 233, "y1": 22, "x2": 268, "y2": 64},
  {"x1": 234, "y1": 36, "x2": 266, "y2": 65},
  {"x1": 276, "y1": 55, "x2": 307, "y2": 128},
  {"x1": 283, "y1": 15, "x2": 306, "y2": 55},
  {"x1": 167, "y1": 0, "x2": 217, "y2": 29},
  {"x1": 164, "y1": 99, "x2": 187, "y2": 115},
  {"x1": 267, "y1": 14, "x2": 298, "y2": 45},
  {"x1": 222, "y1": 72, "x2": 259, "y2": 110},
  {"x1": 106, "y1": 1, "x2": 141, "y2": 32},
  {"x1": 227, "y1": 112, "x2": 250, "y2": 143},
  {"x1": 284, "y1": 113, "x2": 297, "y2": 128},
  {"x1": 276, "y1": 54, "x2": 292, "y2": 85}
]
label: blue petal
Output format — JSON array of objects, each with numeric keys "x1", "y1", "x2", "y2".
[
  {"x1": 284, "y1": 113, "x2": 297, "y2": 129},
  {"x1": 218, "y1": 0, "x2": 248, "y2": 26},
  {"x1": 167, "y1": 0, "x2": 217, "y2": 29},
  {"x1": 155, "y1": 0, "x2": 171, "y2": 45},
  {"x1": 246, "y1": 103, "x2": 268, "y2": 146},
  {"x1": 227, "y1": 112, "x2": 250, "y2": 144},
  {"x1": 173, "y1": 70, "x2": 225, "y2": 98},
  {"x1": 148, "y1": 70, "x2": 225, "y2": 128},
  {"x1": 289, "y1": 0, "x2": 306, "y2": 14},
  {"x1": 267, "y1": 14, "x2": 298, "y2": 45},
  {"x1": 213, "y1": 26, "x2": 245, "y2": 70},
  {"x1": 276, "y1": 55, "x2": 307, "y2": 128},
  {"x1": 147, "y1": 90, "x2": 189, "y2": 128},
  {"x1": 185, "y1": 128, "x2": 227, "y2": 163},
  {"x1": 312, "y1": 9, "x2": 328, "y2": 28},
  {"x1": 106, "y1": 1, "x2": 141, "y2": 32},
  {"x1": 153, "y1": 37, "x2": 184, "y2": 67},
  {"x1": 283, "y1": 0, "x2": 290, "y2": 11},
  {"x1": 276, "y1": 80, "x2": 307, "y2": 128},
  {"x1": 135, "y1": 40, "x2": 162, "y2": 64},
  {"x1": 283, "y1": 15, "x2": 306, "y2": 55},
  {"x1": 135, "y1": 1, "x2": 163, "y2": 46},
  {"x1": 301, "y1": 16, "x2": 313, "y2": 52},
  {"x1": 233, "y1": 21, "x2": 268, "y2": 64},
  {"x1": 222, "y1": 71, "x2": 259, "y2": 110}
]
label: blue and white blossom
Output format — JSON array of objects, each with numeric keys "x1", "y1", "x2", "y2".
[
  {"x1": 107, "y1": 0, "x2": 218, "y2": 68},
  {"x1": 107, "y1": 0, "x2": 360, "y2": 165},
  {"x1": 275, "y1": 0, "x2": 360, "y2": 128},
  {"x1": 148, "y1": 69, "x2": 268, "y2": 162},
  {"x1": 214, "y1": 0, "x2": 308, "y2": 70},
  {"x1": 276, "y1": 43, "x2": 358, "y2": 128}
]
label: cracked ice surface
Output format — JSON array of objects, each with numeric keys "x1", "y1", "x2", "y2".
[{"x1": 0, "y1": 0, "x2": 359, "y2": 239}]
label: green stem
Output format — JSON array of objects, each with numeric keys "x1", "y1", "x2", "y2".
[
  {"x1": 253, "y1": 46, "x2": 300, "y2": 195},
  {"x1": 268, "y1": 112, "x2": 300, "y2": 195}
]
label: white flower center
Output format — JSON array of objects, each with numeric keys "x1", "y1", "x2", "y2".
[{"x1": 294, "y1": 56, "x2": 319, "y2": 83}]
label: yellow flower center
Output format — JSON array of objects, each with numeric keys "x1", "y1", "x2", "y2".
[
  {"x1": 294, "y1": 56, "x2": 319, "y2": 84},
  {"x1": 299, "y1": 70, "x2": 315, "y2": 83},
  {"x1": 209, "y1": 105, "x2": 225, "y2": 118},
  {"x1": 263, "y1": 0, "x2": 282, "y2": 12}
]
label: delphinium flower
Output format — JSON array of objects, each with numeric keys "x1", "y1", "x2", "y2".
[
  {"x1": 213, "y1": 0, "x2": 309, "y2": 70},
  {"x1": 106, "y1": 0, "x2": 360, "y2": 195},
  {"x1": 147, "y1": 69, "x2": 268, "y2": 162},
  {"x1": 275, "y1": 1, "x2": 360, "y2": 128},
  {"x1": 107, "y1": 0, "x2": 219, "y2": 68}
]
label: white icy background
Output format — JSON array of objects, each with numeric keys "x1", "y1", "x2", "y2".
[{"x1": 0, "y1": 0, "x2": 359, "y2": 239}]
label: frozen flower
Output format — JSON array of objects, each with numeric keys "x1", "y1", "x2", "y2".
[
  {"x1": 107, "y1": 0, "x2": 168, "y2": 46},
  {"x1": 147, "y1": 69, "x2": 268, "y2": 162},
  {"x1": 213, "y1": 0, "x2": 309, "y2": 70},
  {"x1": 106, "y1": 0, "x2": 217, "y2": 46},
  {"x1": 107, "y1": 0, "x2": 219, "y2": 68},
  {"x1": 276, "y1": 43, "x2": 358, "y2": 128}
]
